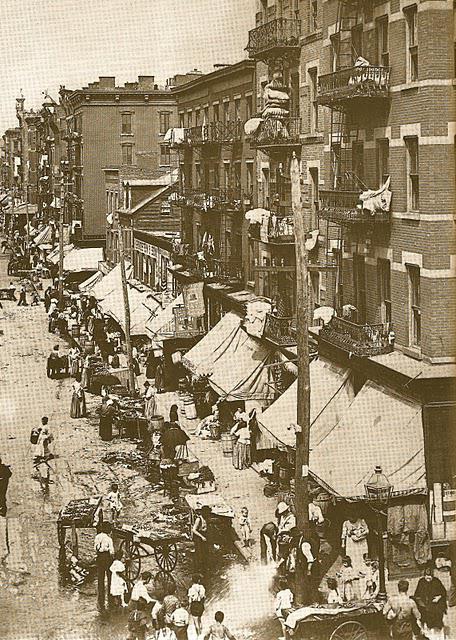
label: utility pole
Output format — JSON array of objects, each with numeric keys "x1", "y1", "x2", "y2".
[
  {"x1": 290, "y1": 151, "x2": 311, "y2": 605},
  {"x1": 117, "y1": 212, "x2": 136, "y2": 395},
  {"x1": 58, "y1": 177, "x2": 65, "y2": 310},
  {"x1": 25, "y1": 186, "x2": 30, "y2": 267}
]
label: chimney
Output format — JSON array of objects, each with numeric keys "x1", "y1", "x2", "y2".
[
  {"x1": 98, "y1": 76, "x2": 116, "y2": 89},
  {"x1": 138, "y1": 75, "x2": 155, "y2": 89}
]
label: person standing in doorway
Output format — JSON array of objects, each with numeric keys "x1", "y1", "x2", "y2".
[
  {"x1": 0, "y1": 456, "x2": 12, "y2": 517},
  {"x1": 94, "y1": 522, "x2": 114, "y2": 609}
]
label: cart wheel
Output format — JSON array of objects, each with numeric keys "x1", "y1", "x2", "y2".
[
  {"x1": 329, "y1": 621, "x2": 368, "y2": 640},
  {"x1": 120, "y1": 540, "x2": 142, "y2": 583},
  {"x1": 154, "y1": 542, "x2": 178, "y2": 572},
  {"x1": 154, "y1": 570, "x2": 176, "y2": 596}
]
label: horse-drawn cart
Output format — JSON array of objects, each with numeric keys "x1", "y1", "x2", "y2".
[{"x1": 284, "y1": 602, "x2": 388, "y2": 640}]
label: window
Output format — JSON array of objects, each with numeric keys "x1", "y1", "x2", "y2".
[
  {"x1": 195, "y1": 163, "x2": 201, "y2": 188},
  {"x1": 160, "y1": 145, "x2": 170, "y2": 166},
  {"x1": 223, "y1": 162, "x2": 230, "y2": 189},
  {"x1": 213, "y1": 103, "x2": 220, "y2": 122},
  {"x1": 353, "y1": 254, "x2": 366, "y2": 323},
  {"x1": 405, "y1": 5, "x2": 418, "y2": 81},
  {"x1": 203, "y1": 106, "x2": 209, "y2": 124},
  {"x1": 195, "y1": 109, "x2": 201, "y2": 127},
  {"x1": 179, "y1": 112, "x2": 185, "y2": 128},
  {"x1": 405, "y1": 136, "x2": 419, "y2": 210},
  {"x1": 121, "y1": 113, "x2": 132, "y2": 135},
  {"x1": 310, "y1": 0, "x2": 319, "y2": 31},
  {"x1": 121, "y1": 144, "x2": 133, "y2": 165},
  {"x1": 187, "y1": 111, "x2": 192, "y2": 128},
  {"x1": 246, "y1": 162, "x2": 254, "y2": 198},
  {"x1": 376, "y1": 138, "x2": 390, "y2": 186},
  {"x1": 213, "y1": 164, "x2": 220, "y2": 189},
  {"x1": 308, "y1": 68, "x2": 319, "y2": 134},
  {"x1": 223, "y1": 101, "x2": 230, "y2": 124},
  {"x1": 407, "y1": 264, "x2": 421, "y2": 347},
  {"x1": 352, "y1": 142, "x2": 364, "y2": 183},
  {"x1": 159, "y1": 111, "x2": 170, "y2": 134},
  {"x1": 246, "y1": 95, "x2": 253, "y2": 120},
  {"x1": 310, "y1": 271, "x2": 321, "y2": 307},
  {"x1": 351, "y1": 25, "x2": 363, "y2": 60},
  {"x1": 377, "y1": 258, "x2": 391, "y2": 326},
  {"x1": 234, "y1": 98, "x2": 241, "y2": 122},
  {"x1": 309, "y1": 167, "x2": 319, "y2": 228},
  {"x1": 376, "y1": 17, "x2": 389, "y2": 67},
  {"x1": 234, "y1": 162, "x2": 241, "y2": 191},
  {"x1": 330, "y1": 34, "x2": 339, "y2": 72}
]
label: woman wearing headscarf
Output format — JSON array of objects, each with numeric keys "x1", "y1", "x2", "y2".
[
  {"x1": 413, "y1": 566, "x2": 447, "y2": 639},
  {"x1": 161, "y1": 421, "x2": 189, "y2": 460}
]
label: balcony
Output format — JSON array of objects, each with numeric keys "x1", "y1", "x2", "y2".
[
  {"x1": 249, "y1": 116, "x2": 301, "y2": 151},
  {"x1": 185, "y1": 121, "x2": 242, "y2": 146},
  {"x1": 319, "y1": 190, "x2": 391, "y2": 226},
  {"x1": 263, "y1": 313, "x2": 296, "y2": 347},
  {"x1": 317, "y1": 66, "x2": 390, "y2": 107},
  {"x1": 249, "y1": 213, "x2": 295, "y2": 243},
  {"x1": 180, "y1": 188, "x2": 243, "y2": 212},
  {"x1": 319, "y1": 316, "x2": 394, "y2": 357},
  {"x1": 246, "y1": 18, "x2": 301, "y2": 60},
  {"x1": 173, "y1": 252, "x2": 243, "y2": 284}
]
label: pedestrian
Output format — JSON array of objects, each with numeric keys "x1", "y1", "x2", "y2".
[
  {"x1": 155, "y1": 357, "x2": 164, "y2": 393},
  {"x1": 238, "y1": 506, "x2": 252, "y2": 547},
  {"x1": 30, "y1": 289, "x2": 40, "y2": 306},
  {"x1": 17, "y1": 285, "x2": 28, "y2": 306},
  {"x1": 143, "y1": 381, "x2": 157, "y2": 423},
  {"x1": 170, "y1": 603, "x2": 190, "y2": 640},
  {"x1": 158, "y1": 583, "x2": 180, "y2": 628},
  {"x1": 276, "y1": 502, "x2": 296, "y2": 563},
  {"x1": 192, "y1": 505, "x2": 211, "y2": 572},
  {"x1": 341, "y1": 514, "x2": 369, "y2": 574},
  {"x1": 230, "y1": 419, "x2": 251, "y2": 470},
  {"x1": 8, "y1": 282, "x2": 16, "y2": 300},
  {"x1": 383, "y1": 579, "x2": 422, "y2": 640},
  {"x1": 105, "y1": 482, "x2": 123, "y2": 524},
  {"x1": 130, "y1": 571, "x2": 154, "y2": 607},
  {"x1": 169, "y1": 404, "x2": 179, "y2": 424},
  {"x1": 109, "y1": 549, "x2": 128, "y2": 607},
  {"x1": 275, "y1": 578, "x2": 294, "y2": 638},
  {"x1": 98, "y1": 399, "x2": 115, "y2": 441},
  {"x1": 94, "y1": 522, "x2": 114, "y2": 609},
  {"x1": 188, "y1": 574, "x2": 206, "y2": 636},
  {"x1": 338, "y1": 556, "x2": 357, "y2": 602},
  {"x1": 163, "y1": 421, "x2": 189, "y2": 461},
  {"x1": 128, "y1": 598, "x2": 150, "y2": 640},
  {"x1": 0, "y1": 456, "x2": 12, "y2": 517},
  {"x1": 260, "y1": 521, "x2": 277, "y2": 565},
  {"x1": 81, "y1": 354, "x2": 91, "y2": 390},
  {"x1": 203, "y1": 611, "x2": 236, "y2": 640},
  {"x1": 70, "y1": 378, "x2": 86, "y2": 418},
  {"x1": 414, "y1": 566, "x2": 448, "y2": 639}
]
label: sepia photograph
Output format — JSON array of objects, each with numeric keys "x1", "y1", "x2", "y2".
[{"x1": 0, "y1": 0, "x2": 455, "y2": 638}]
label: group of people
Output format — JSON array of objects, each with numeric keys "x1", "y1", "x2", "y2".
[{"x1": 94, "y1": 522, "x2": 236, "y2": 640}]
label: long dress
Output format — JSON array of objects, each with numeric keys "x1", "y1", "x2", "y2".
[
  {"x1": 144, "y1": 386, "x2": 157, "y2": 421},
  {"x1": 414, "y1": 576, "x2": 448, "y2": 639},
  {"x1": 70, "y1": 381, "x2": 87, "y2": 418},
  {"x1": 341, "y1": 518, "x2": 369, "y2": 573},
  {"x1": 109, "y1": 559, "x2": 127, "y2": 597}
]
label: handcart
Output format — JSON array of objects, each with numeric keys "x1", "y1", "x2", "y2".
[{"x1": 57, "y1": 496, "x2": 103, "y2": 555}]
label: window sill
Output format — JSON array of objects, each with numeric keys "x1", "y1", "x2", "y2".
[
  {"x1": 402, "y1": 345, "x2": 422, "y2": 361},
  {"x1": 301, "y1": 133, "x2": 324, "y2": 145},
  {"x1": 120, "y1": 133, "x2": 134, "y2": 138},
  {"x1": 401, "y1": 82, "x2": 420, "y2": 93},
  {"x1": 393, "y1": 211, "x2": 421, "y2": 221},
  {"x1": 301, "y1": 30, "x2": 322, "y2": 44}
]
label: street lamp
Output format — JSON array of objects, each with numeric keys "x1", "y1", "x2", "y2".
[{"x1": 364, "y1": 465, "x2": 393, "y2": 602}]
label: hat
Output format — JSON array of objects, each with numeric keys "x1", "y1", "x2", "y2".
[{"x1": 277, "y1": 501, "x2": 289, "y2": 515}]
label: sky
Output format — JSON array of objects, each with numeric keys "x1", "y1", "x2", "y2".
[{"x1": 0, "y1": 0, "x2": 256, "y2": 132}]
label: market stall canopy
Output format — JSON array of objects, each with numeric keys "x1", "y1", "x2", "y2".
[
  {"x1": 78, "y1": 270, "x2": 104, "y2": 293},
  {"x1": 310, "y1": 380, "x2": 426, "y2": 499},
  {"x1": 257, "y1": 358, "x2": 354, "y2": 449},
  {"x1": 47, "y1": 243, "x2": 74, "y2": 265},
  {"x1": 63, "y1": 247, "x2": 103, "y2": 272},
  {"x1": 182, "y1": 312, "x2": 241, "y2": 377},
  {"x1": 33, "y1": 225, "x2": 53, "y2": 247},
  {"x1": 99, "y1": 283, "x2": 160, "y2": 336},
  {"x1": 145, "y1": 294, "x2": 184, "y2": 342},
  {"x1": 91, "y1": 263, "x2": 133, "y2": 301}
]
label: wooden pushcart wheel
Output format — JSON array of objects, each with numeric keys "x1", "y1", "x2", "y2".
[
  {"x1": 120, "y1": 540, "x2": 142, "y2": 583},
  {"x1": 329, "y1": 621, "x2": 368, "y2": 640},
  {"x1": 154, "y1": 542, "x2": 178, "y2": 572},
  {"x1": 154, "y1": 570, "x2": 176, "y2": 596}
]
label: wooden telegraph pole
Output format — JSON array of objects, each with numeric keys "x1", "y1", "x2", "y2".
[
  {"x1": 290, "y1": 151, "x2": 311, "y2": 604},
  {"x1": 116, "y1": 212, "x2": 136, "y2": 395},
  {"x1": 58, "y1": 178, "x2": 65, "y2": 310}
]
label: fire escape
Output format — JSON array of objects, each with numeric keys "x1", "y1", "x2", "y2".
[
  {"x1": 245, "y1": 10, "x2": 302, "y2": 347},
  {"x1": 316, "y1": 0, "x2": 393, "y2": 357}
]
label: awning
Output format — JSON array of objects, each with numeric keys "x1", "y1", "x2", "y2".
[
  {"x1": 33, "y1": 225, "x2": 53, "y2": 246},
  {"x1": 257, "y1": 358, "x2": 354, "y2": 449},
  {"x1": 99, "y1": 283, "x2": 160, "y2": 336},
  {"x1": 78, "y1": 270, "x2": 104, "y2": 293},
  {"x1": 91, "y1": 263, "x2": 133, "y2": 301},
  {"x1": 63, "y1": 247, "x2": 104, "y2": 272},
  {"x1": 182, "y1": 312, "x2": 241, "y2": 377},
  {"x1": 47, "y1": 243, "x2": 74, "y2": 265},
  {"x1": 310, "y1": 380, "x2": 426, "y2": 499},
  {"x1": 145, "y1": 294, "x2": 184, "y2": 341}
]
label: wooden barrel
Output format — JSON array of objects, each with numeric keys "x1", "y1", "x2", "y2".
[
  {"x1": 184, "y1": 398, "x2": 197, "y2": 420},
  {"x1": 179, "y1": 394, "x2": 189, "y2": 416},
  {"x1": 150, "y1": 415, "x2": 164, "y2": 432},
  {"x1": 221, "y1": 433, "x2": 235, "y2": 457},
  {"x1": 84, "y1": 340, "x2": 94, "y2": 355}
]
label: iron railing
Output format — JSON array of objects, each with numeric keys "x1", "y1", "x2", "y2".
[
  {"x1": 249, "y1": 116, "x2": 301, "y2": 148},
  {"x1": 185, "y1": 121, "x2": 242, "y2": 146},
  {"x1": 246, "y1": 18, "x2": 301, "y2": 58},
  {"x1": 263, "y1": 314, "x2": 297, "y2": 346},
  {"x1": 319, "y1": 316, "x2": 393, "y2": 357},
  {"x1": 173, "y1": 252, "x2": 243, "y2": 283},
  {"x1": 319, "y1": 190, "x2": 391, "y2": 225},
  {"x1": 249, "y1": 212, "x2": 295, "y2": 243},
  {"x1": 317, "y1": 66, "x2": 390, "y2": 105},
  {"x1": 181, "y1": 187, "x2": 243, "y2": 212}
]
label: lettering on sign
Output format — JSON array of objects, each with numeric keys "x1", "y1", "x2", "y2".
[{"x1": 134, "y1": 238, "x2": 158, "y2": 258}]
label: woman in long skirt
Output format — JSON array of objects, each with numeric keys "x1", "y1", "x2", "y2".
[
  {"x1": 70, "y1": 379, "x2": 87, "y2": 418},
  {"x1": 143, "y1": 381, "x2": 157, "y2": 422}
]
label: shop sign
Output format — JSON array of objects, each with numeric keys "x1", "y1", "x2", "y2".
[{"x1": 134, "y1": 238, "x2": 158, "y2": 258}]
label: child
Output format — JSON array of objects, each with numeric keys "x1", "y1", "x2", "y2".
[
  {"x1": 109, "y1": 550, "x2": 128, "y2": 607},
  {"x1": 128, "y1": 599, "x2": 150, "y2": 640},
  {"x1": 105, "y1": 483, "x2": 123, "y2": 523},
  {"x1": 238, "y1": 506, "x2": 252, "y2": 547},
  {"x1": 203, "y1": 611, "x2": 236, "y2": 640},
  {"x1": 275, "y1": 578, "x2": 294, "y2": 638},
  {"x1": 31, "y1": 290, "x2": 40, "y2": 306},
  {"x1": 188, "y1": 574, "x2": 206, "y2": 637},
  {"x1": 326, "y1": 577, "x2": 342, "y2": 605},
  {"x1": 337, "y1": 556, "x2": 357, "y2": 602},
  {"x1": 359, "y1": 555, "x2": 377, "y2": 600}
]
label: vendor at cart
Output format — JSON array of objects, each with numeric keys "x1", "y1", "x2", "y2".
[{"x1": 276, "y1": 502, "x2": 296, "y2": 563}]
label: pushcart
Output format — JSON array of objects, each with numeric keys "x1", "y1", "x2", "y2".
[
  {"x1": 284, "y1": 602, "x2": 388, "y2": 640},
  {"x1": 57, "y1": 496, "x2": 103, "y2": 554}
]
